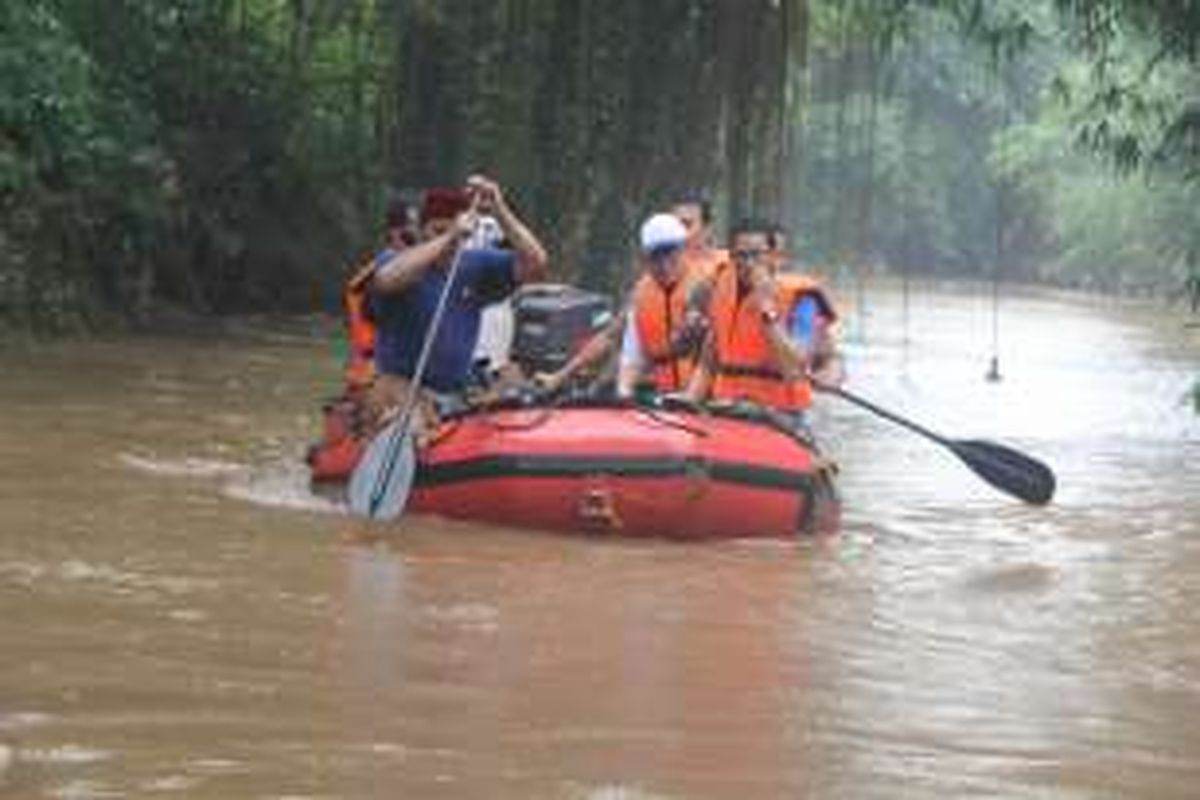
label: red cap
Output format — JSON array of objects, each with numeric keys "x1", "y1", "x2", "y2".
[{"x1": 419, "y1": 187, "x2": 471, "y2": 225}]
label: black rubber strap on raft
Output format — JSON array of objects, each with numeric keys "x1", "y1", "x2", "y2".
[
  {"x1": 714, "y1": 362, "x2": 786, "y2": 381},
  {"x1": 416, "y1": 452, "x2": 815, "y2": 493},
  {"x1": 795, "y1": 479, "x2": 817, "y2": 534}
]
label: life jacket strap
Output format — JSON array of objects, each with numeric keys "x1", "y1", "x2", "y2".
[{"x1": 715, "y1": 362, "x2": 786, "y2": 382}]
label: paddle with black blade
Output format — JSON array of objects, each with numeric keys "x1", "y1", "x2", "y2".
[
  {"x1": 348, "y1": 215, "x2": 477, "y2": 521},
  {"x1": 815, "y1": 381, "x2": 1056, "y2": 505}
]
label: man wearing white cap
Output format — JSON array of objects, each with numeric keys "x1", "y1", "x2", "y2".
[
  {"x1": 533, "y1": 212, "x2": 710, "y2": 399},
  {"x1": 614, "y1": 213, "x2": 707, "y2": 399}
]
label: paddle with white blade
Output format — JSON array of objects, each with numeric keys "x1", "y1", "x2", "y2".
[
  {"x1": 348, "y1": 416, "x2": 418, "y2": 520},
  {"x1": 348, "y1": 216, "x2": 476, "y2": 520}
]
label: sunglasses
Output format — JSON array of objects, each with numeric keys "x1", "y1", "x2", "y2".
[{"x1": 733, "y1": 248, "x2": 768, "y2": 263}]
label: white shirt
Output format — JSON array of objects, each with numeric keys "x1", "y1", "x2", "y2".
[{"x1": 473, "y1": 299, "x2": 514, "y2": 369}]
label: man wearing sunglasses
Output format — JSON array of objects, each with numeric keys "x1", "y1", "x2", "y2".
[{"x1": 685, "y1": 218, "x2": 839, "y2": 422}]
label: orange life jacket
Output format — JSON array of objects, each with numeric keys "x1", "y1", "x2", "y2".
[
  {"x1": 630, "y1": 259, "x2": 714, "y2": 392},
  {"x1": 342, "y1": 262, "x2": 377, "y2": 390},
  {"x1": 630, "y1": 273, "x2": 691, "y2": 392},
  {"x1": 708, "y1": 268, "x2": 836, "y2": 411}
]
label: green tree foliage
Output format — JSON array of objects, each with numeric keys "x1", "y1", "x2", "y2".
[
  {"x1": 792, "y1": 0, "x2": 1200, "y2": 295},
  {"x1": 2, "y1": 0, "x2": 1198, "y2": 331},
  {"x1": 49, "y1": 0, "x2": 352, "y2": 314},
  {"x1": 1, "y1": 0, "x2": 160, "y2": 327},
  {"x1": 382, "y1": 0, "x2": 803, "y2": 290},
  {"x1": 3, "y1": 0, "x2": 363, "y2": 329},
  {"x1": 1051, "y1": 0, "x2": 1200, "y2": 177},
  {"x1": 2, "y1": 0, "x2": 806, "y2": 328},
  {"x1": 796, "y1": 4, "x2": 1021, "y2": 275}
]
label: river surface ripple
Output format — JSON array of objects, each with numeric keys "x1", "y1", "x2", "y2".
[{"x1": 1, "y1": 284, "x2": 1197, "y2": 799}]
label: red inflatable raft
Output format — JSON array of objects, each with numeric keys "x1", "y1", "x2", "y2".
[
  {"x1": 408, "y1": 402, "x2": 840, "y2": 542},
  {"x1": 310, "y1": 400, "x2": 839, "y2": 540}
]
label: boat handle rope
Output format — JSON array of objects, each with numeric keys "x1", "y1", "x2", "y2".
[
  {"x1": 631, "y1": 404, "x2": 710, "y2": 437},
  {"x1": 479, "y1": 384, "x2": 569, "y2": 431},
  {"x1": 483, "y1": 404, "x2": 557, "y2": 431}
]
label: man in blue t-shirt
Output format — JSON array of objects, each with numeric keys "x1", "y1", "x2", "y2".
[
  {"x1": 766, "y1": 224, "x2": 843, "y2": 387},
  {"x1": 368, "y1": 176, "x2": 547, "y2": 421}
]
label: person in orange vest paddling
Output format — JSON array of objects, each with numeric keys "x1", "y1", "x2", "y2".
[{"x1": 685, "y1": 218, "x2": 840, "y2": 426}]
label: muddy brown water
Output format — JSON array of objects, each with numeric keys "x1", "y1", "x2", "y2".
[{"x1": 1, "y1": 283, "x2": 1197, "y2": 798}]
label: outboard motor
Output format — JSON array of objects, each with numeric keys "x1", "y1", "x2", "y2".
[{"x1": 510, "y1": 284, "x2": 614, "y2": 374}]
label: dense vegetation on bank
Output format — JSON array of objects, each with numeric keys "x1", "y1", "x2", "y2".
[{"x1": 2, "y1": 0, "x2": 1198, "y2": 329}]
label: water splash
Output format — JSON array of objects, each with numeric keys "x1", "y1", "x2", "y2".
[
  {"x1": 117, "y1": 452, "x2": 246, "y2": 478},
  {"x1": 220, "y1": 460, "x2": 344, "y2": 514}
]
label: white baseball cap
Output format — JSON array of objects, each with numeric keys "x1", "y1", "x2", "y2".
[{"x1": 639, "y1": 213, "x2": 687, "y2": 253}]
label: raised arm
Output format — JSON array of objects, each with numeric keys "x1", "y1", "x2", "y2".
[
  {"x1": 747, "y1": 264, "x2": 810, "y2": 380},
  {"x1": 468, "y1": 175, "x2": 547, "y2": 284},
  {"x1": 371, "y1": 213, "x2": 472, "y2": 295}
]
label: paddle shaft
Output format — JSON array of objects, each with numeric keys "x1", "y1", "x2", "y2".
[
  {"x1": 816, "y1": 382, "x2": 949, "y2": 447},
  {"x1": 368, "y1": 229, "x2": 474, "y2": 515}
]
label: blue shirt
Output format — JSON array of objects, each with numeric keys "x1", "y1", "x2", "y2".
[
  {"x1": 788, "y1": 295, "x2": 820, "y2": 346},
  {"x1": 370, "y1": 247, "x2": 517, "y2": 392}
]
